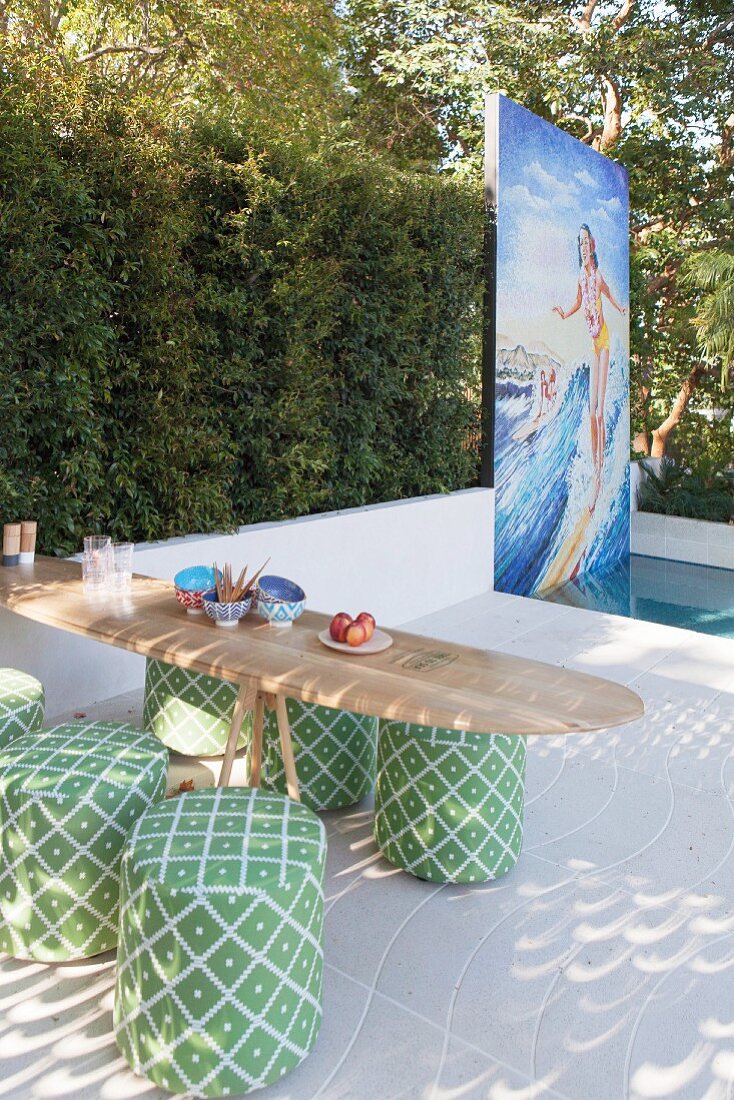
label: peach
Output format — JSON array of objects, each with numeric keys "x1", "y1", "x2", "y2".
[
  {"x1": 355, "y1": 611, "x2": 376, "y2": 640},
  {"x1": 345, "y1": 620, "x2": 368, "y2": 647},
  {"x1": 330, "y1": 612, "x2": 353, "y2": 643}
]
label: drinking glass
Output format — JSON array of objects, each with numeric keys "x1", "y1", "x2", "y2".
[
  {"x1": 110, "y1": 543, "x2": 135, "y2": 593},
  {"x1": 82, "y1": 551, "x2": 109, "y2": 593},
  {"x1": 82, "y1": 535, "x2": 111, "y2": 594},
  {"x1": 84, "y1": 535, "x2": 112, "y2": 556}
]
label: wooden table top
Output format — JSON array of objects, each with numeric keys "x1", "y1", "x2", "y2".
[{"x1": 0, "y1": 557, "x2": 644, "y2": 737}]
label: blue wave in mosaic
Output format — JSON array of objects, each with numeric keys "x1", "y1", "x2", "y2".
[{"x1": 494, "y1": 350, "x2": 630, "y2": 596}]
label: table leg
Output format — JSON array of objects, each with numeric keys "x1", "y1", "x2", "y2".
[
  {"x1": 249, "y1": 692, "x2": 266, "y2": 788},
  {"x1": 274, "y1": 694, "x2": 301, "y2": 802},
  {"x1": 218, "y1": 682, "x2": 254, "y2": 788}
]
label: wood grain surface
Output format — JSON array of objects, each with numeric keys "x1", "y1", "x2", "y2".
[{"x1": 0, "y1": 557, "x2": 644, "y2": 736}]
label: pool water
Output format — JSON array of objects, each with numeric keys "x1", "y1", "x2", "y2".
[{"x1": 535, "y1": 554, "x2": 734, "y2": 639}]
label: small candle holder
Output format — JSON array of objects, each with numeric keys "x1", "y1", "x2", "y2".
[
  {"x1": 19, "y1": 521, "x2": 37, "y2": 564},
  {"x1": 2, "y1": 523, "x2": 21, "y2": 566}
]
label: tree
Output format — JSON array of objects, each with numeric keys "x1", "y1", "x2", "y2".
[
  {"x1": 1, "y1": 0, "x2": 344, "y2": 135},
  {"x1": 342, "y1": 0, "x2": 734, "y2": 462}
]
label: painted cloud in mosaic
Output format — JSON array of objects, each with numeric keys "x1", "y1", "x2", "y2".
[{"x1": 491, "y1": 95, "x2": 630, "y2": 597}]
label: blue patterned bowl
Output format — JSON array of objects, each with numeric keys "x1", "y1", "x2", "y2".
[
  {"x1": 174, "y1": 565, "x2": 219, "y2": 592},
  {"x1": 202, "y1": 591, "x2": 252, "y2": 628},
  {"x1": 257, "y1": 597, "x2": 306, "y2": 628},
  {"x1": 174, "y1": 566, "x2": 221, "y2": 615},
  {"x1": 256, "y1": 575, "x2": 306, "y2": 604}
]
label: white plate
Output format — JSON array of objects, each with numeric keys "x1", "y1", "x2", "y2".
[{"x1": 318, "y1": 628, "x2": 393, "y2": 656}]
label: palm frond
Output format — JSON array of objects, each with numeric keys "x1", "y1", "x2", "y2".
[{"x1": 683, "y1": 247, "x2": 734, "y2": 390}]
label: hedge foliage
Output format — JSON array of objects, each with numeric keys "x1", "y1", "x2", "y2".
[{"x1": 0, "y1": 69, "x2": 482, "y2": 554}]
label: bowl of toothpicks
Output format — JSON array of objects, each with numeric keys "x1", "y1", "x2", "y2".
[{"x1": 202, "y1": 559, "x2": 269, "y2": 629}]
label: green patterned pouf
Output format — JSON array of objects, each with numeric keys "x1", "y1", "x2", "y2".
[
  {"x1": 144, "y1": 658, "x2": 252, "y2": 758},
  {"x1": 0, "y1": 721, "x2": 168, "y2": 961},
  {"x1": 114, "y1": 787, "x2": 327, "y2": 1098},
  {"x1": 0, "y1": 668, "x2": 45, "y2": 749},
  {"x1": 262, "y1": 700, "x2": 378, "y2": 811},
  {"x1": 374, "y1": 720, "x2": 527, "y2": 884}
]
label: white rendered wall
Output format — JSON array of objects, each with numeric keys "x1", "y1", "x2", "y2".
[
  {"x1": 0, "y1": 488, "x2": 494, "y2": 718},
  {"x1": 631, "y1": 510, "x2": 734, "y2": 570},
  {"x1": 629, "y1": 459, "x2": 664, "y2": 512}
]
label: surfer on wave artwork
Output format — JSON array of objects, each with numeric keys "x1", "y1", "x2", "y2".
[
  {"x1": 537, "y1": 369, "x2": 548, "y2": 417},
  {"x1": 552, "y1": 224, "x2": 627, "y2": 510},
  {"x1": 513, "y1": 362, "x2": 559, "y2": 443}
]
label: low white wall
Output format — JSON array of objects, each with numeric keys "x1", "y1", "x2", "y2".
[
  {"x1": 629, "y1": 458, "x2": 665, "y2": 512},
  {"x1": 0, "y1": 488, "x2": 494, "y2": 718},
  {"x1": 632, "y1": 510, "x2": 734, "y2": 569}
]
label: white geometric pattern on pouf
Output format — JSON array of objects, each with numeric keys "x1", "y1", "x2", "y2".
[
  {"x1": 262, "y1": 700, "x2": 377, "y2": 811},
  {"x1": 113, "y1": 787, "x2": 327, "y2": 1098},
  {"x1": 0, "y1": 667, "x2": 45, "y2": 750},
  {"x1": 0, "y1": 721, "x2": 168, "y2": 961},
  {"x1": 143, "y1": 658, "x2": 252, "y2": 758},
  {"x1": 374, "y1": 720, "x2": 527, "y2": 883}
]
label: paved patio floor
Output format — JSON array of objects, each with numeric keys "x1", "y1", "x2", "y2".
[{"x1": 1, "y1": 589, "x2": 733, "y2": 1100}]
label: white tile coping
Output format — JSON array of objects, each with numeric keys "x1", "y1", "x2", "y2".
[{"x1": 631, "y1": 509, "x2": 734, "y2": 570}]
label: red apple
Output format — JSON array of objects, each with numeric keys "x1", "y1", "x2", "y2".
[
  {"x1": 345, "y1": 620, "x2": 368, "y2": 647},
  {"x1": 329, "y1": 612, "x2": 353, "y2": 643},
  {"x1": 355, "y1": 611, "x2": 376, "y2": 640}
]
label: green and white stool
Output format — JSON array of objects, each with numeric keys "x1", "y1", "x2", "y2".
[
  {"x1": 262, "y1": 700, "x2": 378, "y2": 811},
  {"x1": 114, "y1": 787, "x2": 327, "y2": 1098},
  {"x1": 0, "y1": 668, "x2": 45, "y2": 749},
  {"x1": 144, "y1": 658, "x2": 252, "y2": 757},
  {"x1": 0, "y1": 720, "x2": 168, "y2": 961},
  {"x1": 374, "y1": 720, "x2": 527, "y2": 884}
]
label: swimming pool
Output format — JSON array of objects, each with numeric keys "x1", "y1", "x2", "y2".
[{"x1": 535, "y1": 554, "x2": 734, "y2": 639}]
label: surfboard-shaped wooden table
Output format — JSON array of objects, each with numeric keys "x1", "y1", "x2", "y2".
[{"x1": 0, "y1": 558, "x2": 644, "y2": 800}]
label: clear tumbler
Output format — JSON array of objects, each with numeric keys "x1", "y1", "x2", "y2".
[
  {"x1": 81, "y1": 535, "x2": 111, "y2": 594},
  {"x1": 110, "y1": 543, "x2": 135, "y2": 593}
]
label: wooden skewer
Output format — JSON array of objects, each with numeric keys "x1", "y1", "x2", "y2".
[
  {"x1": 242, "y1": 557, "x2": 271, "y2": 598},
  {"x1": 232, "y1": 566, "x2": 248, "y2": 602},
  {"x1": 211, "y1": 557, "x2": 272, "y2": 603}
]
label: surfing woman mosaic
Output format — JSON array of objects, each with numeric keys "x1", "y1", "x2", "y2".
[{"x1": 487, "y1": 95, "x2": 630, "y2": 597}]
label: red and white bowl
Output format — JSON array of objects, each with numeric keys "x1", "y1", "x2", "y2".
[{"x1": 173, "y1": 566, "x2": 219, "y2": 616}]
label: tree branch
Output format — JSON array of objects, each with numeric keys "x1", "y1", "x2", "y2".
[
  {"x1": 76, "y1": 40, "x2": 183, "y2": 63},
  {"x1": 721, "y1": 111, "x2": 734, "y2": 168},
  {"x1": 572, "y1": 1, "x2": 633, "y2": 39},
  {"x1": 650, "y1": 363, "x2": 707, "y2": 457},
  {"x1": 558, "y1": 112, "x2": 595, "y2": 144},
  {"x1": 50, "y1": 1, "x2": 66, "y2": 33},
  {"x1": 611, "y1": 0, "x2": 635, "y2": 34},
  {"x1": 705, "y1": 17, "x2": 734, "y2": 50},
  {"x1": 633, "y1": 216, "x2": 668, "y2": 242},
  {"x1": 645, "y1": 261, "x2": 681, "y2": 297},
  {"x1": 572, "y1": 1, "x2": 599, "y2": 34},
  {"x1": 595, "y1": 73, "x2": 622, "y2": 151}
]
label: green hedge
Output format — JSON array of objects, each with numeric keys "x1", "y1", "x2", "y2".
[{"x1": 0, "y1": 72, "x2": 482, "y2": 555}]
